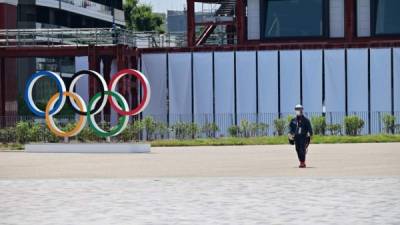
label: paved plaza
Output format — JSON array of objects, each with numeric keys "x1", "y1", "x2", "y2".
[{"x1": 0, "y1": 143, "x2": 399, "y2": 224}]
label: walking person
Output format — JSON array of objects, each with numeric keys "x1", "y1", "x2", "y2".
[{"x1": 288, "y1": 104, "x2": 313, "y2": 168}]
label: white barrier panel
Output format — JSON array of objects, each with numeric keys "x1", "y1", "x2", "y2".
[
  {"x1": 325, "y1": 49, "x2": 346, "y2": 125},
  {"x1": 215, "y1": 52, "x2": 235, "y2": 135},
  {"x1": 168, "y1": 53, "x2": 192, "y2": 123},
  {"x1": 347, "y1": 49, "x2": 369, "y2": 134},
  {"x1": 370, "y1": 48, "x2": 391, "y2": 133},
  {"x1": 394, "y1": 48, "x2": 400, "y2": 113},
  {"x1": 193, "y1": 52, "x2": 213, "y2": 125},
  {"x1": 370, "y1": 49, "x2": 391, "y2": 112},
  {"x1": 236, "y1": 51, "x2": 257, "y2": 122},
  {"x1": 280, "y1": 50, "x2": 300, "y2": 115},
  {"x1": 302, "y1": 50, "x2": 323, "y2": 113},
  {"x1": 142, "y1": 54, "x2": 168, "y2": 122},
  {"x1": 258, "y1": 51, "x2": 279, "y2": 114},
  {"x1": 325, "y1": 50, "x2": 346, "y2": 107},
  {"x1": 258, "y1": 51, "x2": 279, "y2": 135},
  {"x1": 347, "y1": 49, "x2": 368, "y2": 112}
]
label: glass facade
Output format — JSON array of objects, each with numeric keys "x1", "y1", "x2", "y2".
[
  {"x1": 262, "y1": 0, "x2": 326, "y2": 38},
  {"x1": 373, "y1": 0, "x2": 400, "y2": 35}
]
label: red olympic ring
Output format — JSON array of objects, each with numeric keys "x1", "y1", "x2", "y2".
[{"x1": 108, "y1": 69, "x2": 150, "y2": 116}]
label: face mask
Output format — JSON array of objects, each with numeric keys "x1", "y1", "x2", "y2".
[{"x1": 295, "y1": 110, "x2": 302, "y2": 116}]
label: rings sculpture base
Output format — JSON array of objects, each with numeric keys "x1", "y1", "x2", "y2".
[{"x1": 25, "y1": 143, "x2": 151, "y2": 153}]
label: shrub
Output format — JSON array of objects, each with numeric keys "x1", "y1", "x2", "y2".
[
  {"x1": 16, "y1": 121, "x2": 31, "y2": 144},
  {"x1": 344, "y1": 115, "x2": 364, "y2": 136},
  {"x1": 42, "y1": 126, "x2": 60, "y2": 143},
  {"x1": 251, "y1": 123, "x2": 269, "y2": 136},
  {"x1": 154, "y1": 121, "x2": 169, "y2": 139},
  {"x1": 327, "y1": 124, "x2": 342, "y2": 136},
  {"x1": 0, "y1": 127, "x2": 17, "y2": 143},
  {"x1": 171, "y1": 122, "x2": 199, "y2": 139},
  {"x1": 77, "y1": 126, "x2": 97, "y2": 142},
  {"x1": 311, "y1": 116, "x2": 326, "y2": 135},
  {"x1": 202, "y1": 122, "x2": 219, "y2": 138},
  {"x1": 228, "y1": 125, "x2": 240, "y2": 137},
  {"x1": 28, "y1": 123, "x2": 43, "y2": 142},
  {"x1": 382, "y1": 114, "x2": 396, "y2": 134},
  {"x1": 274, "y1": 118, "x2": 286, "y2": 136},
  {"x1": 239, "y1": 120, "x2": 252, "y2": 137},
  {"x1": 143, "y1": 116, "x2": 157, "y2": 140}
]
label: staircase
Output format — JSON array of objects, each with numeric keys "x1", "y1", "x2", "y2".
[
  {"x1": 215, "y1": 0, "x2": 236, "y2": 16},
  {"x1": 195, "y1": 0, "x2": 236, "y2": 46},
  {"x1": 195, "y1": 23, "x2": 217, "y2": 46}
]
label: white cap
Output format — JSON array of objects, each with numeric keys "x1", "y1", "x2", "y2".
[{"x1": 295, "y1": 104, "x2": 304, "y2": 110}]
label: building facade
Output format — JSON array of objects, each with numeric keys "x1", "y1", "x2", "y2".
[
  {"x1": 140, "y1": 0, "x2": 400, "y2": 135},
  {"x1": 1, "y1": 0, "x2": 400, "y2": 136},
  {"x1": 0, "y1": 0, "x2": 125, "y2": 118}
]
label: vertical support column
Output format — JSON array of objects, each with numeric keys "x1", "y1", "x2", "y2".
[
  {"x1": 116, "y1": 45, "x2": 129, "y2": 102},
  {"x1": 344, "y1": 0, "x2": 355, "y2": 42},
  {"x1": 88, "y1": 45, "x2": 100, "y2": 98},
  {"x1": 130, "y1": 52, "x2": 139, "y2": 112},
  {"x1": 102, "y1": 56, "x2": 113, "y2": 120},
  {"x1": 236, "y1": 0, "x2": 246, "y2": 45},
  {"x1": 1, "y1": 57, "x2": 17, "y2": 126},
  {"x1": 0, "y1": 58, "x2": 5, "y2": 127},
  {"x1": 187, "y1": 0, "x2": 195, "y2": 47},
  {"x1": 226, "y1": 24, "x2": 235, "y2": 45}
]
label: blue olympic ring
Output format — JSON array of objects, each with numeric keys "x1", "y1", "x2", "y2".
[{"x1": 24, "y1": 71, "x2": 66, "y2": 117}]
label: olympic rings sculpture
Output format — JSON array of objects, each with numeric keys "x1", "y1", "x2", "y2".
[{"x1": 24, "y1": 69, "x2": 151, "y2": 138}]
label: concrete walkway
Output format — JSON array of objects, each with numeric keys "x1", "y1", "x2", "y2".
[
  {"x1": 0, "y1": 143, "x2": 399, "y2": 179},
  {"x1": 1, "y1": 143, "x2": 399, "y2": 225}
]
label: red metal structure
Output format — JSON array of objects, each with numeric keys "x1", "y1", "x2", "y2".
[
  {"x1": 0, "y1": 44, "x2": 138, "y2": 126},
  {"x1": 1, "y1": 0, "x2": 400, "y2": 124},
  {"x1": 186, "y1": 0, "x2": 399, "y2": 47}
]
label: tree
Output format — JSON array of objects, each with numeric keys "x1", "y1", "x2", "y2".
[{"x1": 124, "y1": 0, "x2": 164, "y2": 33}]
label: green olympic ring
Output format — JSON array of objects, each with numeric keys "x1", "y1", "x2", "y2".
[{"x1": 87, "y1": 91, "x2": 130, "y2": 137}]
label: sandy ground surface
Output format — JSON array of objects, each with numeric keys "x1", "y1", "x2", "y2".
[
  {"x1": 1, "y1": 143, "x2": 400, "y2": 225},
  {"x1": 0, "y1": 143, "x2": 400, "y2": 178}
]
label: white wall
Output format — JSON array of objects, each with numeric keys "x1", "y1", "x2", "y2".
[
  {"x1": 302, "y1": 50, "x2": 323, "y2": 113},
  {"x1": 139, "y1": 48, "x2": 397, "y2": 135},
  {"x1": 395, "y1": 48, "x2": 400, "y2": 125},
  {"x1": 258, "y1": 51, "x2": 279, "y2": 134},
  {"x1": 347, "y1": 49, "x2": 369, "y2": 134},
  {"x1": 236, "y1": 51, "x2": 257, "y2": 122},
  {"x1": 247, "y1": 0, "x2": 260, "y2": 40},
  {"x1": 258, "y1": 51, "x2": 278, "y2": 114},
  {"x1": 370, "y1": 49, "x2": 391, "y2": 112},
  {"x1": 215, "y1": 52, "x2": 235, "y2": 135},
  {"x1": 193, "y1": 52, "x2": 213, "y2": 125},
  {"x1": 280, "y1": 50, "x2": 300, "y2": 115},
  {"x1": 142, "y1": 54, "x2": 168, "y2": 123},
  {"x1": 168, "y1": 53, "x2": 192, "y2": 124},
  {"x1": 325, "y1": 49, "x2": 346, "y2": 125}
]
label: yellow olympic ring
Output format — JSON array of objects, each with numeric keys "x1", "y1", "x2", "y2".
[{"x1": 45, "y1": 92, "x2": 87, "y2": 138}]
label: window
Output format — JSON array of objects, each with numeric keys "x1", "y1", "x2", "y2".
[
  {"x1": 261, "y1": 0, "x2": 328, "y2": 39},
  {"x1": 372, "y1": 0, "x2": 400, "y2": 35}
]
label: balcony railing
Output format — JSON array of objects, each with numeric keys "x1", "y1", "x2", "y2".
[
  {"x1": 36, "y1": 0, "x2": 125, "y2": 25},
  {"x1": 0, "y1": 28, "x2": 236, "y2": 48},
  {"x1": 0, "y1": 28, "x2": 187, "y2": 48}
]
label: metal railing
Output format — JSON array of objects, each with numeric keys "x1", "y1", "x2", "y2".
[
  {"x1": 0, "y1": 28, "x2": 237, "y2": 48},
  {"x1": 0, "y1": 28, "x2": 187, "y2": 48},
  {"x1": 59, "y1": 0, "x2": 113, "y2": 16}
]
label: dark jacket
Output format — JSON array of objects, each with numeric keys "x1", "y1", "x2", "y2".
[{"x1": 289, "y1": 115, "x2": 313, "y2": 139}]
